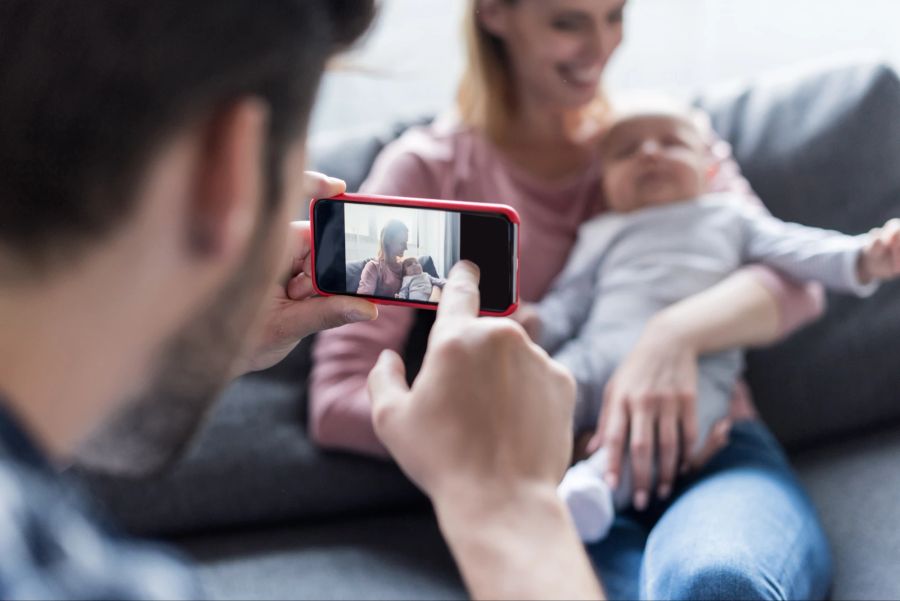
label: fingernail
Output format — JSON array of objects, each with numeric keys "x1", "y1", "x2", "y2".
[
  {"x1": 634, "y1": 490, "x2": 649, "y2": 511},
  {"x1": 658, "y1": 485, "x2": 671, "y2": 500},
  {"x1": 457, "y1": 260, "x2": 480, "y2": 276},
  {"x1": 327, "y1": 175, "x2": 345, "y2": 186},
  {"x1": 347, "y1": 308, "x2": 376, "y2": 323},
  {"x1": 604, "y1": 472, "x2": 619, "y2": 490}
]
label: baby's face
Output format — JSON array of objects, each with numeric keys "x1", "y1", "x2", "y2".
[
  {"x1": 601, "y1": 114, "x2": 709, "y2": 213},
  {"x1": 405, "y1": 261, "x2": 423, "y2": 276}
]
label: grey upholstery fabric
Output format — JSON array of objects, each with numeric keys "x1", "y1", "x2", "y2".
[
  {"x1": 310, "y1": 116, "x2": 432, "y2": 194},
  {"x1": 182, "y1": 511, "x2": 465, "y2": 600},
  {"x1": 793, "y1": 428, "x2": 900, "y2": 600},
  {"x1": 696, "y1": 60, "x2": 900, "y2": 450}
]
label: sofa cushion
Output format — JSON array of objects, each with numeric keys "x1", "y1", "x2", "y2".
[
  {"x1": 171, "y1": 424, "x2": 900, "y2": 601},
  {"x1": 696, "y1": 59, "x2": 900, "y2": 449},
  {"x1": 77, "y1": 340, "x2": 426, "y2": 537},
  {"x1": 310, "y1": 116, "x2": 432, "y2": 194},
  {"x1": 793, "y1": 426, "x2": 900, "y2": 600},
  {"x1": 181, "y1": 510, "x2": 465, "y2": 600}
]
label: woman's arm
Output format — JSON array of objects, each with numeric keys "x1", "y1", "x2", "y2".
[
  {"x1": 356, "y1": 261, "x2": 379, "y2": 295},
  {"x1": 647, "y1": 266, "x2": 824, "y2": 354},
  {"x1": 308, "y1": 130, "x2": 446, "y2": 456},
  {"x1": 309, "y1": 305, "x2": 415, "y2": 456}
]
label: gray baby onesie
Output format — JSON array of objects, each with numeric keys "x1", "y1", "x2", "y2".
[
  {"x1": 539, "y1": 194, "x2": 876, "y2": 506},
  {"x1": 398, "y1": 273, "x2": 446, "y2": 302}
]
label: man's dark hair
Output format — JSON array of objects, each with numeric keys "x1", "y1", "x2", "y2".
[{"x1": 0, "y1": 0, "x2": 375, "y2": 272}]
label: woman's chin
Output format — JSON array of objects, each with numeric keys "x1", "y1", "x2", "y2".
[{"x1": 559, "y1": 79, "x2": 603, "y2": 108}]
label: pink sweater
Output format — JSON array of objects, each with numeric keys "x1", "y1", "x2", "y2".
[
  {"x1": 310, "y1": 114, "x2": 825, "y2": 457},
  {"x1": 357, "y1": 259, "x2": 403, "y2": 297}
]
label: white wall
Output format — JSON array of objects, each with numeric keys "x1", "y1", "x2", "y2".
[
  {"x1": 345, "y1": 203, "x2": 449, "y2": 275},
  {"x1": 311, "y1": 0, "x2": 900, "y2": 136}
]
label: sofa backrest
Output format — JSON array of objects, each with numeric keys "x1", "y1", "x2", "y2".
[{"x1": 696, "y1": 59, "x2": 900, "y2": 449}]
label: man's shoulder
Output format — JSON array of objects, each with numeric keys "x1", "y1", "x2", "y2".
[{"x1": 0, "y1": 458, "x2": 199, "y2": 599}]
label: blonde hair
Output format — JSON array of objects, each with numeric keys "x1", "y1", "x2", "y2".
[
  {"x1": 401, "y1": 257, "x2": 420, "y2": 273},
  {"x1": 457, "y1": 0, "x2": 612, "y2": 144}
]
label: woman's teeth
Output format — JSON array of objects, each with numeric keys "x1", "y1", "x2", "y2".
[{"x1": 562, "y1": 65, "x2": 603, "y2": 86}]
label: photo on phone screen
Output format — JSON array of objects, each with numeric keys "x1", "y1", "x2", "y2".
[{"x1": 313, "y1": 196, "x2": 518, "y2": 314}]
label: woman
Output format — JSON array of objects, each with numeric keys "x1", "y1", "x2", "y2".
[
  {"x1": 311, "y1": 1, "x2": 832, "y2": 598},
  {"x1": 356, "y1": 219, "x2": 409, "y2": 297}
]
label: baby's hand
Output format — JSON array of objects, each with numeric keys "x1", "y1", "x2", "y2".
[
  {"x1": 860, "y1": 218, "x2": 900, "y2": 284},
  {"x1": 510, "y1": 303, "x2": 542, "y2": 342}
]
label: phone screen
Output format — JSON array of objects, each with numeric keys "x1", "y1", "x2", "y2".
[{"x1": 313, "y1": 197, "x2": 518, "y2": 314}]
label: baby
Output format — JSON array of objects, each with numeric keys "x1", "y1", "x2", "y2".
[
  {"x1": 525, "y1": 102, "x2": 900, "y2": 542},
  {"x1": 396, "y1": 257, "x2": 446, "y2": 302}
]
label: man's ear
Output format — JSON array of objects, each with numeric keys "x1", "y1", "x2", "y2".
[
  {"x1": 189, "y1": 98, "x2": 270, "y2": 259},
  {"x1": 477, "y1": 0, "x2": 511, "y2": 38}
]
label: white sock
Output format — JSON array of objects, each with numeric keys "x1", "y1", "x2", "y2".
[{"x1": 558, "y1": 456, "x2": 615, "y2": 543}]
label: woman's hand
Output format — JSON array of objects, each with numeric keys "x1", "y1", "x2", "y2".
[{"x1": 589, "y1": 318, "x2": 731, "y2": 510}]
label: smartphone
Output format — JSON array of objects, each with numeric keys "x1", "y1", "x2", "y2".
[{"x1": 311, "y1": 193, "x2": 520, "y2": 316}]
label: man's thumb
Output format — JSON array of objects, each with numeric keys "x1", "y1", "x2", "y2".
[
  {"x1": 281, "y1": 296, "x2": 377, "y2": 341},
  {"x1": 368, "y1": 350, "x2": 410, "y2": 429}
]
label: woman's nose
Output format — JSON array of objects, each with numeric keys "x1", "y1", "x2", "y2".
[
  {"x1": 579, "y1": 20, "x2": 619, "y2": 66},
  {"x1": 576, "y1": 31, "x2": 605, "y2": 67}
]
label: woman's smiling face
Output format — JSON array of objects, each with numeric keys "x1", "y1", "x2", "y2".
[{"x1": 479, "y1": 0, "x2": 627, "y2": 111}]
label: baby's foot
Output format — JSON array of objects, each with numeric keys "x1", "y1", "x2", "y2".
[{"x1": 558, "y1": 459, "x2": 615, "y2": 543}]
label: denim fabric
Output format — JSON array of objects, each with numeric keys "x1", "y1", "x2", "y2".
[{"x1": 588, "y1": 421, "x2": 833, "y2": 600}]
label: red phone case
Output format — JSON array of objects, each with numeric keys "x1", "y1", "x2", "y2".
[{"x1": 309, "y1": 192, "x2": 521, "y2": 317}]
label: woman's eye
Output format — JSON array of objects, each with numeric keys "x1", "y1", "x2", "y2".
[
  {"x1": 607, "y1": 7, "x2": 625, "y2": 25},
  {"x1": 551, "y1": 12, "x2": 589, "y2": 32},
  {"x1": 551, "y1": 18, "x2": 581, "y2": 31}
]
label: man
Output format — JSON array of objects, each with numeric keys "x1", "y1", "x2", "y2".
[{"x1": 0, "y1": 2, "x2": 603, "y2": 599}]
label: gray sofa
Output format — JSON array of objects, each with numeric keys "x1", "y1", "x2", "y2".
[{"x1": 78, "y1": 59, "x2": 900, "y2": 600}]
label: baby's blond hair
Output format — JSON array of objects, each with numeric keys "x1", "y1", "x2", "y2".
[{"x1": 401, "y1": 257, "x2": 420, "y2": 274}]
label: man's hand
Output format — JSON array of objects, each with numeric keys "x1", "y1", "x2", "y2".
[
  {"x1": 236, "y1": 172, "x2": 377, "y2": 375},
  {"x1": 859, "y1": 218, "x2": 900, "y2": 284},
  {"x1": 368, "y1": 261, "x2": 575, "y2": 500},
  {"x1": 509, "y1": 302, "x2": 543, "y2": 342},
  {"x1": 368, "y1": 262, "x2": 603, "y2": 600}
]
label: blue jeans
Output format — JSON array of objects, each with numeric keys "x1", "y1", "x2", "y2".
[{"x1": 587, "y1": 421, "x2": 833, "y2": 600}]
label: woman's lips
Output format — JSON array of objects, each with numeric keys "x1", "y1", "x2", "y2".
[{"x1": 558, "y1": 63, "x2": 603, "y2": 88}]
